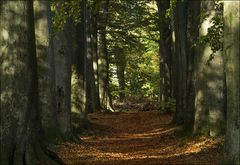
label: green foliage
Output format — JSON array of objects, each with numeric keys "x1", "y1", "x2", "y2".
[
  {"x1": 125, "y1": 40, "x2": 159, "y2": 100},
  {"x1": 107, "y1": 0, "x2": 160, "y2": 101},
  {"x1": 199, "y1": 1, "x2": 223, "y2": 65},
  {"x1": 166, "y1": 0, "x2": 177, "y2": 18},
  {"x1": 51, "y1": 0, "x2": 81, "y2": 33}
]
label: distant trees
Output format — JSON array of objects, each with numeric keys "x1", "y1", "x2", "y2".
[
  {"x1": 0, "y1": 0, "x2": 239, "y2": 164},
  {"x1": 157, "y1": 1, "x2": 239, "y2": 163},
  {"x1": 158, "y1": 0, "x2": 226, "y2": 137}
]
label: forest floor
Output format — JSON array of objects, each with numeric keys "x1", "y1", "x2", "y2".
[{"x1": 53, "y1": 110, "x2": 224, "y2": 165}]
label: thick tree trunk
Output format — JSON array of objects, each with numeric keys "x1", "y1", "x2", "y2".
[
  {"x1": 223, "y1": 1, "x2": 240, "y2": 164},
  {"x1": 71, "y1": 0, "x2": 88, "y2": 127},
  {"x1": 184, "y1": 0, "x2": 200, "y2": 132},
  {"x1": 34, "y1": 0, "x2": 59, "y2": 143},
  {"x1": 72, "y1": 0, "x2": 100, "y2": 126},
  {"x1": 0, "y1": 1, "x2": 59, "y2": 164},
  {"x1": 53, "y1": 2, "x2": 73, "y2": 139},
  {"x1": 193, "y1": 0, "x2": 225, "y2": 136},
  {"x1": 172, "y1": 0, "x2": 187, "y2": 124}
]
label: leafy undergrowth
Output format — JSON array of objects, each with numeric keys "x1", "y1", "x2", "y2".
[{"x1": 53, "y1": 111, "x2": 224, "y2": 165}]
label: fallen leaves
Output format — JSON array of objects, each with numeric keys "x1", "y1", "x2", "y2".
[{"x1": 52, "y1": 111, "x2": 224, "y2": 165}]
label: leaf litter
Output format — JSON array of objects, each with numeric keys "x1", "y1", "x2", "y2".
[{"x1": 52, "y1": 111, "x2": 223, "y2": 165}]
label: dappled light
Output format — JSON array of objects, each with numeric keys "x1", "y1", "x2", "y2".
[
  {"x1": 1, "y1": 0, "x2": 239, "y2": 164},
  {"x1": 53, "y1": 111, "x2": 223, "y2": 165}
]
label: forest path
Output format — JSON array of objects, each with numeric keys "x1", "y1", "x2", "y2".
[{"x1": 53, "y1": 111, "x2": 223, "y2": 165}]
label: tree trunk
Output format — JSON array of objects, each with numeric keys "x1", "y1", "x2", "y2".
[
  {"x1": 85, "y1": 3, "x2": 97, "y2": 113},
  {"x1": 184, "y1": 0, "x2": 200, "y2": 132},
  {"x1": 98, "y1": 0, "x2": 114, "y2": 111},
  {"x1": 90, "y1": 2, "x2": 101, "y2": 112},
  {"x1": 223, "y1": 1, "x2": 240, "y2": 164},
  {"x1": 34, "y1": 0, "x2": 59, "y2": 143},
  {"x1": 71, "y1": 0, "x2": 88, "y2": 127},
  {"x1": 156, "y1": 0, "x2": 172, "y2": 107},
  {"x1": 193, "y1": 0, "x2": 225, "y2": 136},
  {"x1": 0, "y1": 1, "x2": 59, "y2": 164},
  {"x1": 53, "y1": 2, "x2": 73, "y2": 139},
  {"x1": 115, "y1": 48, "x2": 126, "y2": 101},
  {"x1": 172, "y1": 0, "x2": 187, "y2": 124},
  {"x1": 117, "y1": 65, "x2": 126, "y2": 101}
]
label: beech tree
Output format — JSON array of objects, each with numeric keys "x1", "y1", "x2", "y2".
[
  {"x1": 0, "y1": 1, "x2": 58, "y2": 164},
  {"x1": 71, "y1": 0, "x2": 88, "y2": 126},
  {"x1": 156, "y1": 0, "x2": 172, "y2": 106},
  {"x1": 98, "y1": 0, "x2": 114, "y2": 111},
  {"x1": 52, "y1": 1, "x2": 74, "y2": 140},
  {"x1": 34, "y1": 0, "x2": 59, "y2": 143},
  {"x1": 193, "y1": 0, "x2": 225, "y2": 136},
  {"x1": 223, "y1": 1, "x2": 240, "y2": 164},
  {"x1": 184, "y1": 0, "x2": 201, "y2": 131},
  {"x1": 172, "y1": 0, "x2": 188, "y2": 124}
]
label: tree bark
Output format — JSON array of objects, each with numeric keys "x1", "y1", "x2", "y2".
[
  {"x1": 0, "y1": 1, "x2": 59, "y2": 164},
  {"x1": 85, "y1": 2, "x2": 97, "y2": 113},
  {"x1": 71, "y1": 0, "x2": 88, "y2": 127},
  {"x1": 172, "y1": 0, "x2": 188, "y2": 124},
  {"x1": 53, "y1": 2, "x2": 73, "y2": 139},
  {"x1": 184, "y1": 0, "x2": 200, "y2": 132},
  {"x1": 98, "y1": 0, "x2": 114, "y2": 111},
  {"x1": 156, "y1": 0, "x2": 172, "y2": 106},
  {"x1": 115, "y1": 48, "x2": 126, "y2": 101},
  {"x1": 34, "y1": 0, "x2": 59, "y2": 143},
  {"x1": 223, "y1": 1, "x2": 240, "y2": 164},
  {"x1": 90, "y1": 1, "x2": 101, "y2": 112},
  {"x1": 193, "y1": 0, "x2": 225, "y2": 136}
]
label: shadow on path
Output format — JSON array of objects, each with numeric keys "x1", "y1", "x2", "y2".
[{"x1": 53, "y1": 111, "x2": 223, "y2": 165}]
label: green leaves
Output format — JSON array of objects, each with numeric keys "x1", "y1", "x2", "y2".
[
  {"x1": 199, "y1": 1, "x2": 224, "y2": 65},
  {"x1": 166, "y1": 0, "x2": 177, "y2": 19},
  {"x1": 51, "y1": 0, "x2": 81, "y2": 33}
]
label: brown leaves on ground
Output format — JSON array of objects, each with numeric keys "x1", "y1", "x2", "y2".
[{"x1": 53, "y1": 111, "x2": 224, "y2": 165}]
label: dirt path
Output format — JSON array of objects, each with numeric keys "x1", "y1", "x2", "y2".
[{"x1": 54, "y1": 111, "x2": 223, "y2": 165}]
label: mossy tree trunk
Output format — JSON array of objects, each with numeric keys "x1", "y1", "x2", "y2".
[
  {"x1": 53, "y1": 1, "x2": 74, "y2": 140},
  {"x1": 0, "y1": 1, "x2": 59, "y2": 164},
  {"x1": 223, "y1": 1, "x2": 240, "y2": 164},
  {"x1": 193, "y1": 0, "x2": 225, "y2": 136},
  {"x1": 34, "y1": 0, "x2": 59, "y2": 143}
]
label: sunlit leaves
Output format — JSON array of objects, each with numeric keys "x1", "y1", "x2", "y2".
[
  {"x1": 51, "y1": 0, "x2": 81, "y2": 33},
  {"x1": 165, "y1": 0, "x2": 177, "y2": 18},
  {"x1": 106, "y1": 0, "x2": 159, "y2": 100},
  {"x1": 199, "y1": 1, "x2": 223, "y2": 65}
]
